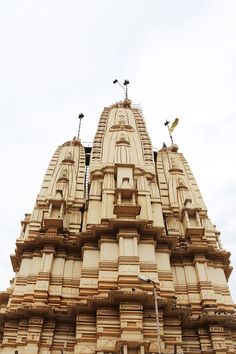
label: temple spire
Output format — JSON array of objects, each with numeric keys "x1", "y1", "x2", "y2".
[{"x1": 0, "y1": 97, "x2": 234, "y2": 354}]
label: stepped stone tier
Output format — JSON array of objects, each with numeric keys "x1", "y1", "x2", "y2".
[{"x1": 0, "y1": 98, "x2": 235, "y2": 354}]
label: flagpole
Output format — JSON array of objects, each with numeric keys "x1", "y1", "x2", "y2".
[
  {"x1": 164, "y1": 118, "x2": 179, "y2": 145},
  {"x1": 164, "y1": 120, "x2": 174, "y2": 144},
  {"x1": 169, "y1": 130, "x2": 174, "y2": 144}
]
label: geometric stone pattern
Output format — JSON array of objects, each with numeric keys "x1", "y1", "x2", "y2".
[{"x1": 0, "y1": 99, "x2": 235, "y2": 353}]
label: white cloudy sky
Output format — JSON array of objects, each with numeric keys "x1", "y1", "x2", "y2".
[{"x1": 0, "y1": 1, "x2": 236, "y2": 300}]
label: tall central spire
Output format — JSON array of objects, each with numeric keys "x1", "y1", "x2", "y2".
[{"x1": 87, "y1": 98, "x2": 163, "y2": 229}]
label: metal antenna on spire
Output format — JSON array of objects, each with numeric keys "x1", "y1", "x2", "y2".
[
  {"x1": 113, "y1": 79, "x2": 130, "y2": 99},
  {"x1": 77, "y1": 113, "x2": 84, "y2": 138}
]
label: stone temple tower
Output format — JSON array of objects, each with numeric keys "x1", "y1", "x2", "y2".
[{"x1": 0, "y1": 98, "x2": 235, "y2": 354}]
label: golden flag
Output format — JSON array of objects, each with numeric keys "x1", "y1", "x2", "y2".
[{"x1": 169, "y1": 118, "x2": 179, "y2": 133}]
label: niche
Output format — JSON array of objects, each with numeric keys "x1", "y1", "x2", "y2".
[
  {"x1": 44, "y1": 199, "x2": 66, "y2": 230},
  {"x1": 113, "y1": 165, "x2": 140, "y2": 218}
]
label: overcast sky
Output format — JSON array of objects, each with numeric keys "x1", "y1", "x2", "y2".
[{"x1": 0, "y1": 0, "x2": 236, "y2": 301}]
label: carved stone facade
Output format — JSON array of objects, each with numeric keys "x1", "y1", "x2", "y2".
[{"x1": 0, "y1": 100, "x2": 235, "y2": 353}]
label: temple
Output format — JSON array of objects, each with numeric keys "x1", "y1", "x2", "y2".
[{"x1": 0, "y1": 98, "x2": 235, "y2": 354}]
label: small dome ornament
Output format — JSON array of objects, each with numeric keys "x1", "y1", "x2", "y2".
[{"x1": 170, "y1": 144, "x2": 179, "y2": 152}]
